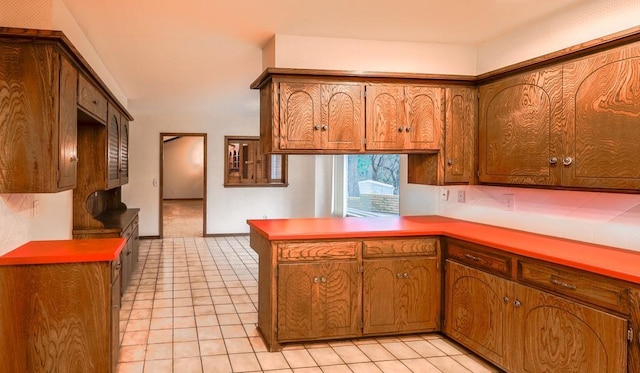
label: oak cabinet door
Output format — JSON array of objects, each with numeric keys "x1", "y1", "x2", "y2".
[
  {"x1": 563, "y1": 42, "x2": 640, "y2": 190},
  {"x1": 404, "y1": 86, "x2": 443, "y2": 150},
  {"x1": 120, "y1": 118, "x2": 129, "y2": 185},
  {"x1": 279, "y1": 82, "x2": 322, "y2": 150},
  {"x1": 444, "y1": 261, "x2": 513, "y2": 371},
  {"x1": 321, "y1": 83, "x2": 364, "y2": 151},
  {"x1": 106, "y1": 106, "x2": 121, "y2": 189},
  {"x1": 58, "y1": 55, "x2": 78, "y2": 190},
  {"x1": 277, "y1": 261, "x2": 361, "y2": 341},
  {"x1": 513, "y1": 283, "x2": 627, "y2": 373},
  {"x1": 364, "y1": 258, "x2": 439, "y2": 334},
  {"x1": 479, "y1": 66, "x2": 563, "y2": 186},
  {"x1": 365, "y1": 85, "x2": 406, "y2": 150},
  {"x1": 444, "y1": 87, "x2": 476, "y2": 183}
]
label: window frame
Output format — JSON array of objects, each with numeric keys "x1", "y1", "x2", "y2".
[{"x1": 224, "y1": 136, "x2": 288, "y2": 187}]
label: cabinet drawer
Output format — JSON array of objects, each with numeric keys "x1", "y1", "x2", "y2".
[
  {"x1": 363, "y1": 238, "x2": 438, "y2": 258},
  {"x1": 277, "y1": 241, "x2": 361, "y2": 261},
  {"x1": 518, "y1": 260, "x2": 629, "y2": 314},
  {"x1": 447, "y1": 239, "x2": 512, "y2": 278},
  {"x1": 78, "y1": 74, "x2": 108, "y2": 122}
]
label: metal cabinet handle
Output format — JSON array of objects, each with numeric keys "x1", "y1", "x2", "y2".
[
  {"x1": 321, "y1": 125, "x2": 328, "y2": 131},
  {"x1": 503, "y1": 296, "x2": 510, "y2": 303},
  {"x1": 513, "y1": 300, "x2": 522, "y2": 308},
  {"x1": 398, "y1": 126, "x2": 404, "y2": 132},
  {"x1": 464, "y1": 253, "x2": 481, "y2": 262},
  {"x1": 447, "y1": 159, "x2": 454, "y2": 166},
  {"x1": 562, "y1": 157, "x2": 573, "y2": 166},
  {"x1": 320, "y1": 276, "x2": 327, "y2": 283},
  {"x1": 550, "y1": 278, "x2": 577, "y2": 290},
  {"x1": 313, "y1": 277, "x2": 320, "y2": 283},
  {"x1": 549, "y1": 157, "x2": 558, "y2": 165},
  {"x1": 405, "y1": 127, "x2": 411, "y2": 133},
  {"x1": 70, "y1": 155, "x2": 79, "y2": 162},
  {"x1": 396, "y1": 273, "x2": 402, "y2": 279},
  {"x1": 314, "y1": 125, "x2": 321, "y2": 131},
  {"x1": 403, "y1": 272, "x2": 409, "y2": 279}
]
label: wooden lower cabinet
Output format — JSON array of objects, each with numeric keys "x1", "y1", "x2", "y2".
[
  {"x1": 445, "y1": 260, "x2": 628, "y2": 373},
  {"x1": 277, "y1": 260, "x2": 361, "y2": 341},
  {"x1": 363, "y1": 258, "x2": 439, "y2": 334}
]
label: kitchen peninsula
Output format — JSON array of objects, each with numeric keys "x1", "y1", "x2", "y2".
[{"x1": 248, "y1": 215, "x2": 640, "y2": 373}]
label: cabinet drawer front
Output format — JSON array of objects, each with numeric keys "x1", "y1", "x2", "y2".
[
  {"x1": 518, "y1": 260, "x2": 629, "y2": 314},
  {"x1": 363, "y1": 238, "x2": 438, "y2": 258},
  {"x1": 278, "y1": 241, "x2": 361, "y2": 261},
  {"x1": 78, "y1": 74, "x2": 108, "y2": 122},
  {"x1": 447, "y1": 240, "x2": 511, "y2": 277}
]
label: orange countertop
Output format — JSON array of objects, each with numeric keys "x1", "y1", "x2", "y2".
[
  {"x1": 247, "y1": 215, "x2": 640, "y2": 284},
  {"x1": 0, "y1": 238, "x2": 126, "y2": 265}
]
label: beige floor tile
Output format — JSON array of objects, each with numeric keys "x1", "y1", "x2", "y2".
[
  {"x1": 143, "y1": 359, "x2": 172, "y2": 373},
  {"x1": 174, "y1": 316, "x2": 197, "y2": 328},
  {"x1": 150, "y1": 317, "x2": 173, "y2": 330},
  {"x1": 126, "y1": 319, "x2": 151, "y2": 332},
  {"x1": 307, "y1": 347, "x2": 343, "y2": 366},
  {"x1": 332, "y1": 345, "x2": 371, "y2": 364},
  {"x1": 147, "y1": 329, "x2": 172, "y2": 344},
  {"x1": 358, "y1": 343, "x2": 396, "y2": 361},
  {"x1": 198, "y1": 325, "x2": 223, "y2": 340},
  {"x1": 225, "y1": 337, "x2": 253, "y2": 354},
  {"x1": 199, "y1": 339, "x2": 227, "y2": 356},
  {"x1": 221, "y1": 324, "x2": 247, "y2": 338},
  {"x1": 146, "y1": 343, "x2": 173, "y2": 360},
  {"x1": 228, "y1": 352, "x2": 261, "y2": 372},
  {"x1": 282, "y1": 349, "x2": 318, "y2": 368},
  {"x1": 201, "y1": 355, "x2": 232, "y2": 373},
  {"x1": 380, "y1": 341, "x2": 421, "y2": 360},
  {"x1": 428, "y1": 338, "x2": 468, "y2": 356},
  {"x1": 121, "y1": 330, "x2": 149, "y2": 346},
  {"x1": 152, "y1": 307, "x2": 173, "y2": 318},
  {"x1": 319, "y1": 365, "x2": 353, "y2": 373},
  {"x1": 174, "y1": 327, "x2": 198, "y2": 342},
  {"x1": 218, "y1": 313, "x2": 242, "y2": 325},
  {"x1": 451, "y1": 354, "x2": 501, "y2": 373},
  {"x1": 196, "y1": 315, "x2": 219, "y2": 327},
  {"x1": 119, "y1": 345, "x2": 146, "y2": 362},
  {"x1": 116, "y1": 361, "x2": 144, "y2": 373},
  {"x1": 375, "y1": 360, "x2": 413, "y2": 373},
  {"x1": 427, "y1": 356, "x2": 471, "y2": 373},
  {"x1": 173, "y1": 357, "x2": 203, "y2": 373},
  {"x1": 174, "y1": 341, "x2": 201, "y2": 358},
  {"x1": 255, "y1": 351, "x2": 291, "y2": 370},
  {"x1": 401, "y1": 358, "x2": 442, "y2": 373},
  {"x1": 405, "y1": 340, "x2": 447, "y2": 358},
  {"x1": 292, "y1": 368, "x2": 323, "y2": 373},
  {"x1": 349, "y1": 362, "x2": 383, "y2": 373}
]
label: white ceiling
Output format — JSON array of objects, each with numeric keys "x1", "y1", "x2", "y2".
[{"x1": 61, "y1": 0, "x2": 587, "y2": 115}]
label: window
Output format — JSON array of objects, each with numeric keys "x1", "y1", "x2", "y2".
[
  {"x1": 224, "y1": 136, "x2": 287, "y2": 187},
  {"x1": 334, "y1": 154, "x2": 400, "y2": 216}
]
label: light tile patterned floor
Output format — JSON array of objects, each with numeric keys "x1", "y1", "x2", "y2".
[{"x1": 116, "y1": 237, "x2": 502, "y2": 373}]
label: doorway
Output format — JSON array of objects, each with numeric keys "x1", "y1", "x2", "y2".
[{"x1": 159, "y1": 133, "x2": 207, "y2": 237}]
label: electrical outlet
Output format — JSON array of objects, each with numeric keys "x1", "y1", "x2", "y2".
[
  {"x1": 440, "y1": 189, "x2": 449, "y2": 201},
  {"x1": 503, "y1": 194, "x2": 515, "y2": 211},
  {"x1": 457, "y1": 190, "x2": 466, "y2": 203},
  {"x1": 32, "y1": 200, "x2": 40, "y2": 217}
]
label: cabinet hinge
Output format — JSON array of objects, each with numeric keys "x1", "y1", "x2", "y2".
[
  {"x1": 628, "y1": 327, "x2": 634, "y2": 343},
  {"x1": 436, "y1": 261, "x2": 440, "y2": 271}
]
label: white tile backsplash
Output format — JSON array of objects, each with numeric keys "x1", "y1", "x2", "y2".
[{"x1": 430, "y1": 185, "x2": 640, "y2": 252}]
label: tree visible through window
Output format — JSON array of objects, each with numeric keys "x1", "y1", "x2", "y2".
[{"x1": 346, "y1": 154, "x2": 399, "y2": 216}]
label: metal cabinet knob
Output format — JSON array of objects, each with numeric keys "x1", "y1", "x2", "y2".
[
  {"x1": 549, "y1": 157, "x2": 558, "y2": 165},
  {"x1": 503, "y1": 296, "x2": 510, "y2": 303},
  {"x1": 314, "y1": 125, "x2": 321, "y2": 131},
  {"x1": 398, "y1": 127, "x2": 404, "y2": 132},
  {"x1": 321, "y1": 125, "x2": 328, "y2": 131},
  {"x1": 513, "y1": 300, "x2": 522, "y2": 308},
  {"x1": 313, "y1": 277, "x2": 320, "y2": 283},
  {"x1": 320, "y1": 276, "x2": 327, "y2": 283},
  {"x1": 447, "y1": 159, "x2": 453, "y2": 166},
  {"x1": 405, "y1": 127, "x2": 411, "y2": 133},
  {"x1": 396, "y1": 273, "x2": 402, "y2": 279},
  {"x1": 562, "y1": 157, "x2": 573, "y2": 166},
  {"x1": 403, "y1": 272, "x2": 409, "y2": 279}
]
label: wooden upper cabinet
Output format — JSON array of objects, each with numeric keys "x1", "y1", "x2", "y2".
[
  {"x1": 107, "y1": 106, "x2": 121, "y2": 190},
  {"x1": 120, "y1": 116, "x2": 130, "y2": 185},
  {"x1": 278, "y1": 81, "x2": 364, "y2": 152},
  {"x1": 563, "y1": 41, "x2": 640, "y2": 190},
  {"x1": 0, "y1": 42, "x2": 78, "y2": 193},
  {"x1": 479, "y1": 66, "x2": 563, "y2": 186},
  {"x1": 78, "y1": 73, "x2": 108, "y2": 123},
  {"x1": 444, "y1": 87, "x2": 476, "y2": 183},
  {"x1": 365, "y1": 85, "x2": 443, "y2": 151}
]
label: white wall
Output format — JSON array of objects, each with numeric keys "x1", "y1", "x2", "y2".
[
  {"x1": 162, "y1": 137, "x2": 204, "y2": 199},
  {"x1": 0, "y1": 0, "x2": 126, "y2": 255}
]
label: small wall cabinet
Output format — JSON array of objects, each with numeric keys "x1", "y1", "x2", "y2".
[{"x1": 0, "y1": 42, "x2": 78, "y2": 193}]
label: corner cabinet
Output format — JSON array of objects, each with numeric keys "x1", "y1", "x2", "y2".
[
  {"x1": 0, "y1": 42, "x2": 78, "y2": 192},
  {"x1": 444, "y1": 239, "x2": 632, "y2": 373},
  {"x1": 479, "y1": 41, "x2": 640, "y2": 191}
]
